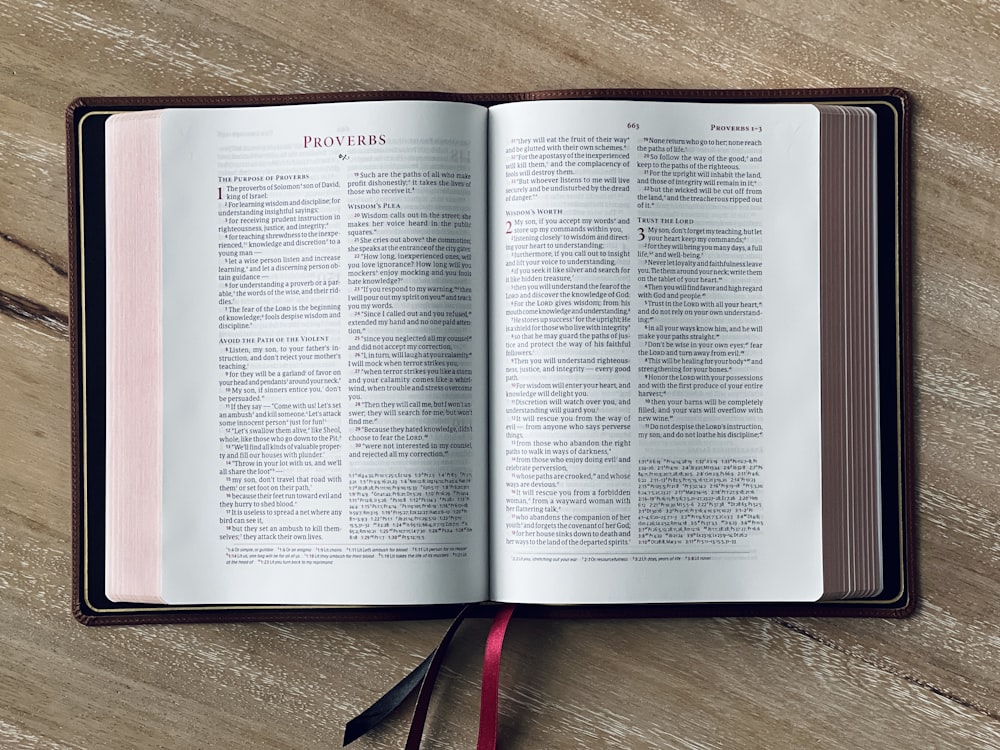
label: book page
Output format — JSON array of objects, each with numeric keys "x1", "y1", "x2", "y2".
[
  {"x1": 488, "y1": 100, "x2": 823, "y2": 604},
  {"x1": 158, "y1": 101, "x2": 488, "y2": 604}
]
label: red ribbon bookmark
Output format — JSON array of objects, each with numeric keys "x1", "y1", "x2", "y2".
[{"x1": 476, "y1": 604, "x2": 518, "y2": 750}]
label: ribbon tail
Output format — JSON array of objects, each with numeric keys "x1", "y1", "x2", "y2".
[
  {"x1": 403, "y1": 603, "x2": 475, "y2": 750},
  {"x1": 343, "y1": 603, "x2": 474, "y2": 747},
  {"x1": 343, "y1": 651, "x2": 432, "y2": 746},
  {"x1": 476, "y1": 604, "x2": 518, "y2": 750}
]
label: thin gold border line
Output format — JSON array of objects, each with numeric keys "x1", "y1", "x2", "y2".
[{"x1": 77, "y1": 109, "x2": 118, "y2": 614}]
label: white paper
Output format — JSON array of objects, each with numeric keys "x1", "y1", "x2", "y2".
[{"x1": 488, "y1": 100, "x2": 823, "y2": 603}]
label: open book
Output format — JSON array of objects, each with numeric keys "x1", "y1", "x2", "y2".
[{"x1": 68, "y1": 90, "x2": 914, "y2": 623}]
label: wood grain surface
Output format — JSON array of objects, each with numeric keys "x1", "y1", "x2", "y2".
[{"x1": 3, "y1": 1, "x2": 999, "y2": 747}]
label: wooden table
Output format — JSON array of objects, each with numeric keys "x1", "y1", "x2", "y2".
[{"x1": 3, "y1": 1, "x2": 999, "y2": 747}]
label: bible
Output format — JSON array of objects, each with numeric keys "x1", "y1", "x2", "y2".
[{"x1": 67, "y1": 89, "x2": 914, "y2": 624}]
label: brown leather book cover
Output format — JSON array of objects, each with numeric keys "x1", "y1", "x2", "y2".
[{"x1": 67, "y1": 88, "x2": 914, "y2": 625}]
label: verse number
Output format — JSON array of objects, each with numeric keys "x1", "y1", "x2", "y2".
[{"x1": 626, "y1": 122, "x2": 639, "y2": 130}]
